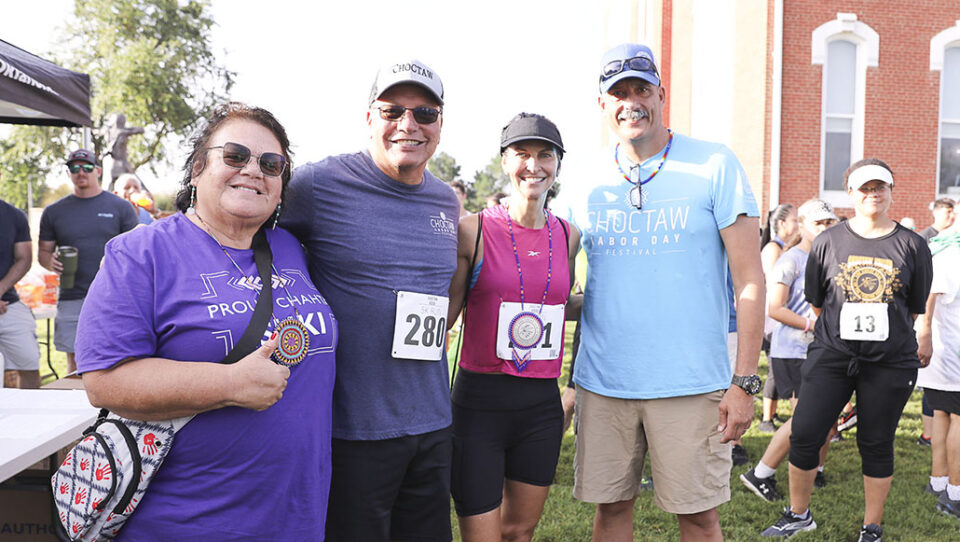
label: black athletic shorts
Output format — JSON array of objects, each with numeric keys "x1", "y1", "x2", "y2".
[
  {"x1": 926, "y1": 388, "x2": 960, "y2": 416},
  {"x1": 326, "y1": 427, "x2": 453, "y2": 542},
  {"x1": 771, "y1": 357, "x2": 804, "y2": 399},
  {"x1": 451, "y1": 370, "x2": 563, "y2": 516}
]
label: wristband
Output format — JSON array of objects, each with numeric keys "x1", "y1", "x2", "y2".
[{"x1": 803, "y1": 318, "x2": 812, "y2": 332}]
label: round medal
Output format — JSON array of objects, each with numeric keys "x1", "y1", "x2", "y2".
[
  {"x1": 509, "y1": 311, "x2": 544, "y2": 350},
  {"x1": 272, "y1": 317, "x2": 310, "y2": 366}
]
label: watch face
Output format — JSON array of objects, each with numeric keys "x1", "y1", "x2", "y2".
[{"x1": 734, "y1": 375, "x2": 761, "y2": 395}]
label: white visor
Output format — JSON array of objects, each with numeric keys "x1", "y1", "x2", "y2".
[{"x1": 847, "y1": 164, "x2": 894, "y2": 192}]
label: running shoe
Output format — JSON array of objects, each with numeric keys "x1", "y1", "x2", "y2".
[
  {"x1": 758, "y1": 420, "x2": 777, "y2": 433},
  {"x1": 838, "y1": 407, "x2": 857, "y2": 431},
  {"x1": 917, "y1": 434, "x2": 932, "y2": 447},
  {"x1": 760, "y1": 508, "x2": 816, "y2": 538},
  {"x1": 640, "y1": 475, "x2": 654, "y2": 492},
  {"x1": 857, "y1": 523, "x2": 883, "y2": 542},
  {"x1": 732, "y1": 444, "x2": 749, "y2": 466},
  {"x1": 741, "y1": 467, "x2": 783, "y2": 502},
  {"x1": 925, "y1": 482, "x2": 945, "y2": 498},
  {"x1": 814, "y1": 471, "x2": 827, "y2": 489},
  {"x1": 937, "y1": 492, "x2": 960, "y2": 520}
]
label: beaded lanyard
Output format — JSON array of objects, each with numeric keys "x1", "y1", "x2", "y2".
[
  {"x1": 196, "y1": 214, "x2": 310, "y2": 366},
  {"x1": 503, "y1": 208, "x2": 553, "y2": 372},
  {"x1": 615, "y1": 128, "x2": 673, "y2": 209}
]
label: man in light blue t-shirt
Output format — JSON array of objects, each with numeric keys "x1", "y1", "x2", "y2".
[{"x1": 562, "y1": 43, "x2": 765, "y2": 541}]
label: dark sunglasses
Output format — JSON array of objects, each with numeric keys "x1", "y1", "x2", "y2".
[
  {"x1": 206, "y1": 142, "x2": 287, "y2": 177},
  {"x1": 67, "y1": 163, "x2": 96, "y2": 174},
  {"x1": 600, "y1": 56, "x2": 659, "y2": 81},
  {"x1": 374, "y1": 105, "x2": 441, "y2": 125}
]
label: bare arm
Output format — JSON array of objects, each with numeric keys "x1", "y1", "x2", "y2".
[
  {"x1": 82, "y1": 336, "x2": 288, "y2": 421},
  {"x1": 564, "y1": 227, "x2": 582, "y2": 320},
  {"x1": 446, "y1": 214, "x2": 481, "y2": 329},
  {"x1": 760, "y1": 242, "x2": 782, "y2": 277},
  {"x1": 767, "y1": 282, "x2": 809, "y2": 330},
  {"x1": 717, "y1": 215, "x2": 765, "y2": 442},
  {"x1": 0, "y1": 241, "x2": 32, "y2": 313},
  {"x1": 916, "y1": 292, "x2": 937, "y2": 367},
  {"x1": 38, "y1": 240, "x2": 61, "y2": 273}
]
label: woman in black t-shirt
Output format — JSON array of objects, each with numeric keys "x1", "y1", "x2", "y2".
[{"x1": 760, "y1": 159, "x2": 933, "y2": 542}]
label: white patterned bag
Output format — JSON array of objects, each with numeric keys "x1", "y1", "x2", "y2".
[{"x1": 51, "y1": 411, "x2": 192, "y2": 541}]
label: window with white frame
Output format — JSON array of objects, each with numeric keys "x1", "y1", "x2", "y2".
[
  {"x1": 812, "y1": 14, "x2": 879, "y2": 206},
  {"x1": 823, "y1": 40, "x2": 856, "y2": 192},
  {"x1": 940, "y1": 47, "x2": 960, "y2": 195},
  {"x1": 932, "y1": 22, "x2": 960, "y2": 196}
]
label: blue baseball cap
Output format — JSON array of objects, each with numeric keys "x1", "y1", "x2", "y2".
[{"x1": 599, "y1": 43, "x2": 660, "y2": 94}]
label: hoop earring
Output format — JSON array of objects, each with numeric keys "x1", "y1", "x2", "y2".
[
  {"x1": 187, "y1": 185, "x2": 197, "y2": 214},
  {"x1": 271, "y1": 203, "x2": 281, "y2": 230}
]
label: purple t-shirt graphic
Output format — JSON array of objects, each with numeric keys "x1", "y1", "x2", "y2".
[{"x1": 76, "y1": 212, "x2": 337, "y2": 541}]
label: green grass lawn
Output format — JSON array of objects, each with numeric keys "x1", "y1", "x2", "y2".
[
  {"x1": 41, "y1": 322, "x2": 958, "y2": 539},
  {"x1": 36, "y1": 318, "x2": 68, "y2": 384},
  {"x1": 449, "y1": 323, "x2": 960, "y2": 541}
]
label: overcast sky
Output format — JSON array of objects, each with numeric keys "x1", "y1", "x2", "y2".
[{"x1": 5, "y1": 0, "x2": 621, "y2": 194}]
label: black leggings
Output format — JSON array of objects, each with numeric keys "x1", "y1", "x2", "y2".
[{"x1": 789, "y1": 345, "x2": 917, "y2": 478}]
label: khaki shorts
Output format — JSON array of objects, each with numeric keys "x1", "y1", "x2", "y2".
[
  {"x1": 573, "y1": 387, "x2": 731, "y2": 514},
  {"x1": 0, "y1": 301, "x2": 40, "y2": 371},
  {"x1": 54, "y1": 299, "x2": 84, "y2": 353}
]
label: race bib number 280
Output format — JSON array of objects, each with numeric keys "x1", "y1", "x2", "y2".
[{"x1": 392, "y1": 291, "x2": 450, "y2": 361}]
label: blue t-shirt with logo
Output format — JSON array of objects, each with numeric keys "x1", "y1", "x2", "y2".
[
  {"x1": 562, "y1": 134, "x2": 758, "y2": 399},
  {"x1": 281, "y1": 151, "x2": 459, "y2": 440}
]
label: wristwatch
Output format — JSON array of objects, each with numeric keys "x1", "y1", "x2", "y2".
[{"x1": 731, "y1": 374, "x2": 762, "y2": 395}]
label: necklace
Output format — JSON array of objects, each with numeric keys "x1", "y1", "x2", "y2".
[
  {"x1": 503, "y1": 208, "x2": 553, "y2": 372},
  {"x1": 194, "y1": 213, "x2": 310, "y2": 366},
  {"x1": 615, "y1": 128, "x2": 673, "y2": 209}
]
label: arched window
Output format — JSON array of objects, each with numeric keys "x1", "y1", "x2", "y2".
[
  {"x1": 812, "y1": 13, "x2": 879, "y2": 206},
  {"x1": 932, "y1": 22, "x2": 960, "y2": 196}
]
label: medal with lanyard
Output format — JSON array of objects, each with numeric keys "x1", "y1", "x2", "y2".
[
  {"x1": 504, "y1": 209, "x2": 553, "y2": 373},
  {"x1": 197, "y1": 214, "x2": 310, "y2": 366}
]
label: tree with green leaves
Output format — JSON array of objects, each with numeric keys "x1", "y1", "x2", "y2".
[
  {"x1": 427, "y1": 151, "x2": 462, "y2": 184},
  {"x1": 0, "y1": 127, "x2": 69, "y2": 209},
  {"x1": 0, "y1": 0, "x2": 232, "y2": 202},
  {"x1": 468, "y1": 155, "x2": 510, "y2": 212}
]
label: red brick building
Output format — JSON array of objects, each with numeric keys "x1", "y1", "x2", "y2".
[
  {"x1": 632, "y1": 1, "x2": 960, "y2": 225},
  {"x1": 777, "y1": 3, "x2": 960, "y2": 224}
]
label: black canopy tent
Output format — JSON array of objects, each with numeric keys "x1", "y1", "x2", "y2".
[{"x1": 0, "y1": 39, "x2": 91, "y2": 127}]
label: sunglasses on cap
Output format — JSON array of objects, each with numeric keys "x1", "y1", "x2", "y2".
[
  {"x1": 68, "y1": 163, "x2": 96, "y2": 174},
  {"x1": 206, "y1": 142, "x2": 287, "y2": 177},
  {"x1": 600, "y1": 56, "x2": 659, "y2": 82},
  {"x1": 374, "y1": 105, "x2": 442, "y2": 125}
]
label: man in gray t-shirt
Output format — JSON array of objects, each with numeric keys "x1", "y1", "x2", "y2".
[
  {"x1": 281, "y1": 60, "x2": 458, "y2": 542},
  {"x1": 39, "y1": 149, "x2": 137, "y2": 373}
]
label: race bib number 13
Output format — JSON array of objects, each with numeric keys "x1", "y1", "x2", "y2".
[
  {"x1": 839, "y1": 302, "x2": 889, "y2": 342},
  {"x1": 392, "y1": 291, "x2": 450, "y2": 361}
]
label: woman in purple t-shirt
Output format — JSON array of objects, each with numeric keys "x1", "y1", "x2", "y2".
[
  {"x1": 446, "y1": 113, "x2": 579, "y2": 542},
  {"x1": 75, "y1": 103, "x2": 337, "y2": 541}
]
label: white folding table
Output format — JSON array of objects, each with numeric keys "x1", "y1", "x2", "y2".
[{"x1": 0, "y1": 389, "x2": 97, "y2": 484}]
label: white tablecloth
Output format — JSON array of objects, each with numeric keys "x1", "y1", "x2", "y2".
[{"x1": 0, "y1": 389, "x2": 97, "y2": 483}]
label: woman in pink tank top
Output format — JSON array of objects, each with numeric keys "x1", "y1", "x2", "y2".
[{"x1": 446, "y1": 113, "x2": 580, "y2": 542}]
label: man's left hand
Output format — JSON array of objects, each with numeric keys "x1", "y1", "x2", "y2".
[{"x1": 717, "y1": 386, "x2": 754, "y2": 443}]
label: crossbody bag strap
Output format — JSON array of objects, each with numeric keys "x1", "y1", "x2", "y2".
[
  {"x1": 450, "y1": 210, "x2": 483, "y2": 390},
  {"x1": 221, "y1": 227, "x2": 274, "y2": 365}
]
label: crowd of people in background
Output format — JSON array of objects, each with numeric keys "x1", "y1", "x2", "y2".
[{"x1": 1, "y1": 42, "x2": 959, "y2": 542}]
